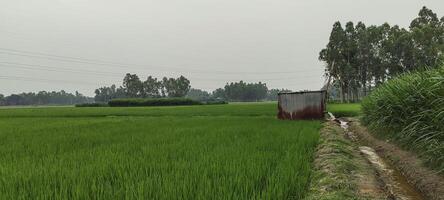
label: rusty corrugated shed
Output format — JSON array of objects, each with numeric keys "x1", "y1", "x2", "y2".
[{"x1": 277, "y1": 90, "x2": 327, "y2": 120}]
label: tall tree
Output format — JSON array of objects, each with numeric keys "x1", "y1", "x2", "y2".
[
  {"x1": 161, "y1": 76, "x2": 191, "y2": 98},
  {"x1": 409, "y1": 6, "x2": 444, "y2": 68},
  {"x1": 223, "y1": 81, "x2": 268, "y2": 102},
  {"x1": 320, "y1": 6, "x2": 444, "y2": 102},
  {"x1": 319, "y1": 21, "x2": 347, "y2": 102},
  {"x1": 212, "y1": 88, "x2": 226, "y2": 100},
  {"x1": 186, "y1": 88, "x2": 210, "y2": 101},
  {"x1": 123, "y1": 73, "x2": 143, "y2": 98},
  {"x1": 0, "y1": 94, "x2": 4, "y2": 106},
  {"x1": 142, "y1": 76, "x2": 161, "y2": 98}
]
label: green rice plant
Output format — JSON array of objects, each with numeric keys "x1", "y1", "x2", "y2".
[
  {"x1": 327, "y1": 103, "x2": 362, "y2": 117},
  {"x1": 0, "y1": 103, "x2": 320, "y2": 199},
  {"x1": 362, "y1": 66, "x2": 444, "y2": 171}
]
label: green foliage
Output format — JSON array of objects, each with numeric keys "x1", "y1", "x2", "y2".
[
  {"x1": 108, "y1": 98, "x2": 202, "y2": 107},
  {"x1": 162, "y1": 76, "x2": 191, "y2": 97},
  {"x1": 75, "y1": 103, "x2": 109, "y2": 107},
  {"x1": 142, "y1": 76, "x2": 162, "y2": 98},
  {"x1": 223, "y1": 81, "x2": 268, "y2": 102},
  {"x1": 327, "y1": 103, "x2": 361, "y2": 117},
  {"x1": 95, "y1": 74, "x2": 191, "y2": 102},
  {"x1": 266, "y1": 89, "x2": 292, "y2": 101},
  {"x1": 0, "y1": 103, "x2": 320, "y2": 199},
  {"x1": 94, "y1": 84, "x2": 126, "y2": 102},
  {"x1": 185, "y1": 88, "x2": 211, "y2": 101},
  {"x1": 211, "y1": 88, "x2": 226, "y2": 100},
  {"x1": 362, "y1": 66, "x2": 444, "y2": 170},
  {"x1": 122, "y1": 73, "x2": 143, "y2": 98},
  {"x1": 320, "y1": 6, "x2": 444, "y2": 102},
  {"x1": 203, "y1": 100, "x2": 228, "y2": 105},
  {"x1": 0, "y1": 90, "x2": 92, "y2": 106}
]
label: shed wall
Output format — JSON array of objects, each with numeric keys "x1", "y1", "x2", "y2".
[{"x1": 277, "y1": 91, "x2": 326, "y2": 120}]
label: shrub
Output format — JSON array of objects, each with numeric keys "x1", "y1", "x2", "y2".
[
  {"x1": 75, "y1": 103, "x2": 109, "y2": 107},
  {"x1": 362, "y1": 66, "x2": 444, "y2": 170},
  {"x1": 108, "y1": 98, "x2": 202, "y2": 107},
  {"x1": 203, "y1": 100, "x2": 228, "y2": 105}
]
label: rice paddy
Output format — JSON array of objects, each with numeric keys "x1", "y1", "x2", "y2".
[
  {"x1": 327, "y1": 103, "x2": 361, "y2": 117},
  {"x1": 0, "y1": 103, "x2": 321, "y2": 199}
]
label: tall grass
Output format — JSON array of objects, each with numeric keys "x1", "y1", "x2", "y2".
[
  {"x1": 0, "y1": 103, "x2": 320, "y2": 199},
  {"x1": 362, "y1": 66, "x2": 444, "y2": 171}
]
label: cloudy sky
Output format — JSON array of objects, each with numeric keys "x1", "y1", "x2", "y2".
[{"x1": 0, "y1": 0, "x2": 443, "y2": 96}]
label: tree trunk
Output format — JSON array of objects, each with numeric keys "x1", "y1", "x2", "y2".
[{"x1": 339, "y1": 83, "x2": 345, "y2": 103}]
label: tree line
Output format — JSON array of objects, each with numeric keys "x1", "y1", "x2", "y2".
[
  {"x1": 0, "y1": 91, "x2": 92, "y2": 106},
  {"x1": 95, "y1": 74, "x2": 291, "y2": 102},
  {"x1": 320, "y1": 6, "x2": 444, "y2": 102},
  {"x1": 94, "y1": 73, "x2": 191, "y2": 102},
  {"x1": 187, "y1": 86, "x2": 291, "y2": 102}
]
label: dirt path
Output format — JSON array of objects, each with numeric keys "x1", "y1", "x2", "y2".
[
  {"x1": 336, "y1": 117, "x2": 426, "y2": 200},
  {"x1": 304, "y1": 121, "x2": 386, "y2": 200},
  {"x1": 306, "y1": 116, "x2": 444, "y2": 200},
  {"x1": 347, "y1": 118, "x2": 444, "y2": 200}
]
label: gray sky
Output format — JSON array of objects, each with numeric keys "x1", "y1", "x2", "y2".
[{"x1": 1, "y1": 0, "x2": 443, "y2": 96}]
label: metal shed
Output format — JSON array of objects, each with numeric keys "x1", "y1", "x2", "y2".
[{"x1": 277, "y1": 90, "x2": 327, "y2": 120}]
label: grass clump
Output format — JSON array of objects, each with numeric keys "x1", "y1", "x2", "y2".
[
  {"x1": 108, "y1": 98, "x2": 202, "y2": 107},
  {"x1": 361, "y1": 66, "x2": 444, "y2": 171}
]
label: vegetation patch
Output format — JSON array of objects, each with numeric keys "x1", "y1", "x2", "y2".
[
  {"x1": 108, "y1": 98, "x2": 202, "y2": 107},
  {"x1": 75, "y1": 103, "x2": 109, "y2": 107},
  {"x1": 361, "y1": 66, "x2": 444, "y2": 171},
  {"x1": 327, "y1": 103, "x2": 361, "y2": 117},
  {"x1": 305, "y1": 122, "x2": 384, "y2": 200}
]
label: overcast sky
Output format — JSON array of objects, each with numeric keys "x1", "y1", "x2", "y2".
[{"x1": 1, "y1": 0, "x2": 443, "y2": 96}]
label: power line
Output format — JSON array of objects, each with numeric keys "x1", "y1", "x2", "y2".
[
  {"x1": 0, "y1": 62, "x2": 123, "y2": 77},
  {"x1": 0, "y1": 75, "x2": 107, "y2": 86},
  {"x1": 0, "y1": 74, "x2": 324, "y2": 88},
  {"x1": 0, "y1": 47, "x2": 322, "y2": 75},
  {"x1": 0, "y1": 62, "x2": 324, "y2": 82}
]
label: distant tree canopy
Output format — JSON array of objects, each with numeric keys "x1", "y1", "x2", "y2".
[
  {"x1": 266, "y1": 89, "x2": 292, "y2": 101},
  {"x1": 94, "y1": 73, "x2": 191, "y2": 102},
  {"x1": 94, "y1": 74, "x2": 290, "y2": 102},
  {"x1": 320, "y1": 6, "x2": 444, "y2": 102},
  {"x1": 211, "y1": 82, "x2": 290, "y2": 102},
  {"x1": 186, "y1": 88, "x2": 211, "y2": 101},
  {"x1": 224, "y1": 81, "x2": 268, "y2": 102},
  {"x1": 0, "y1": 91, "x2": 92, "y2": 106}
]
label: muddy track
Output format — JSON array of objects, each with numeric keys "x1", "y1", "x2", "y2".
[
  {"x1": 335, "y1": 117, "x2": 425, "y2": 200},
  {"x1": 346, "y1": 118, "x2": 444, "y2": 200},
  {"x1": 307, "y1": 115, "x2": 444, "y2": 200}
]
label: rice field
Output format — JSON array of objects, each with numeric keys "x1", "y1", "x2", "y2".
[
  {"x1": 0, "y1": 103, "x2": 321, "y2": 199},
  {"x1": 327, "y1": 103, "x2": 361, "y2": 117}
]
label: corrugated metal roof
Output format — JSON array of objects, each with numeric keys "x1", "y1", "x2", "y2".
[{"x1": 278, "y1": 90, "x2": 326, "y2": 95}]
